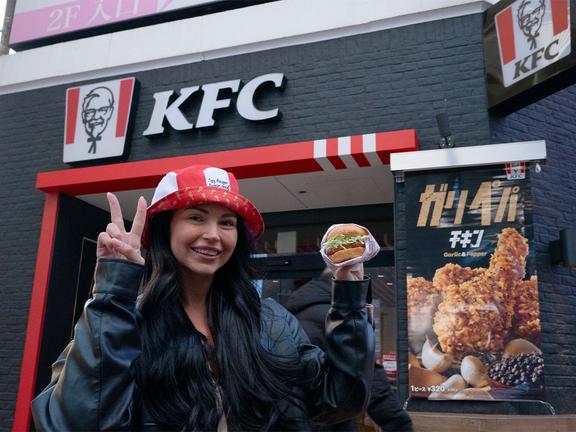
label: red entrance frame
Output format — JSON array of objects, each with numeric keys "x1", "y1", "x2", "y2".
[{"x1": 13, "y1": 129, "x2": 417, "y2": 431}]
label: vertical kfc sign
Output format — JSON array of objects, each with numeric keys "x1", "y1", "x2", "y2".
[
  {"x1": 63, "y1": 77, "x2": 136, "y2": 163},
  {"x1": 495, "y1": 0, "x2": 571, "y2": 87}
]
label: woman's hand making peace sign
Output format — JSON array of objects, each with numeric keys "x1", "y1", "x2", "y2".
[{"x1": 97, "y1": 193, "x2": 148, "y2": 265}]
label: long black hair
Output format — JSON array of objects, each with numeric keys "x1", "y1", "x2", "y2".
[{"x1": 135, "y1": 211, "x2": 302, "y2": 431}]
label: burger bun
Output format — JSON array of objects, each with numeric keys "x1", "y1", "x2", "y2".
[
  {"x1": 324, "y1": 224, "x2": 369, "y2": 263},
  {"x1": 329, "y1": 247, "x2": 366, "y2": 263}
]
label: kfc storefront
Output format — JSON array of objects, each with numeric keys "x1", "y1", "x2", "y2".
[
  {"x1": 1, "y1": 0, "x2": 575, "y2": 430},
  {"x1": 15, "y1": 88, "x2": 417, "y2": 430}
]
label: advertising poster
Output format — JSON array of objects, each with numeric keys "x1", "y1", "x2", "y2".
[{"x1": 405, "y1": 164, "x2": 545, "y2": 401}]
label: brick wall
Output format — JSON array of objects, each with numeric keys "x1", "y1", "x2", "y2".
[
  {"x1": 490, "y1": 85, "x2": 576, "y2": 414},
  {"x1": 0, "y1": 14, "x2": 490, "y2": 429}
]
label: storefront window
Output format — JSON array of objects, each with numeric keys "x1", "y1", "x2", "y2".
[
  {"x1": 254, "y1": 204, "x2": 394, "y2": 255},
  {"x1": 252, "y1": 204, "x2": 397, "y2": 382},
  {"x1": 259, "y1": 263, "x2": 397, "y2": 384},
  {"x1": 254, "y1": 220, "x2": 394, "y2": 254},
  {"x1": 367, "y1": 266, "x2": 397, "y2": 384}
]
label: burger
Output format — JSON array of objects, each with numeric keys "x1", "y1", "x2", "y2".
[{"x1": 323, "y1": 224, "x2": 369, "y2": 263}]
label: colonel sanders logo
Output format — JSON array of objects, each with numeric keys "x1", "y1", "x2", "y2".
[
  {"x1": 81, "y1": 87, "x2": 115, "y2": 154},
  {"x1": 63, "y1": 78, "x2": 136, "y2": 163},
  {"x1": 494, "y1": 0, "x2": 571, "y2": 88},
  {"x1": 517, "y1": 0, "x2": 546, "y2": 50}
]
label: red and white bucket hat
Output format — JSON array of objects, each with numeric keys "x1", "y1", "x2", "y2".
[{"x1": 141, "y1": 165, "x2": 264, "y2": 248}]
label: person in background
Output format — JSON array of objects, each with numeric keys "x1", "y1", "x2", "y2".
[
  {"x1": 287, "y1": 270, "x2": 414, "y2": 432},
  {"x1": 31, "y1": 164, "x2": 375, "y2": 431}
]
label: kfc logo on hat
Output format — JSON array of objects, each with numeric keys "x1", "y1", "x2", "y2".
[
  {"x1": 495, "y1": 0, "x2": 571, "y2": 87},
  {"x1": 63, "y1": 77, "x2": 136, "y2": 163}
]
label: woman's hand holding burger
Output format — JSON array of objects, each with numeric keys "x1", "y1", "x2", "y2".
[
  {"x1": 333, "y1": 264, "x2": 364, "y2": 281},
  {"x1": 323, "y1": 224, "x2": 369, "y2": 281}
]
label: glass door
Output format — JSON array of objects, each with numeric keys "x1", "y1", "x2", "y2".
[
  {"x1": 251, "y1": 203, "x2": 397, "y2": 381},
  {"x1": 252, "y1": 249, "x2": 397, "y2": 382}
]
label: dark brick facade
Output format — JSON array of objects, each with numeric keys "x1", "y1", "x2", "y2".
[
  {"x1": 0, "y1": 13, "x2": 498, "y2": 429},
  {"x1": 490, "y1": 84, "x2": 576, "y2": 414}
]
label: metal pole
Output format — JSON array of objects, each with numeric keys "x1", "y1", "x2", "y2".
[{"x1": 0, "y1": 0, "x2": 17, "y2": 55}]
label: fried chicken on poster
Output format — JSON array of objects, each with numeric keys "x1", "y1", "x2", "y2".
[
  {"x1": 489, "y1": 227, "x2": 529, "y2": 328},
  {"x1": 407, "y1": 276, "x2": 440, "y2": 314},
  {"x1": 433, "y1": 271, "x2": 506, "y2": 359},
  {"x1": 407, "y1": 276, "x2": 440, "y2": 343},
  {"x1": 426, "y1": 228, "x2": 535, "y2": 359},
  {"x1": 514, "y1": 275, "x2": 541, "y2": 343},
  {"x1": 433, "y1": 263, "x2": 486, "y2": 292}
]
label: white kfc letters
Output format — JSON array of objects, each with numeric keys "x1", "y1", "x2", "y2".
[{"x1": 143, "y1": 73, "x2": 286, "y2": 136}]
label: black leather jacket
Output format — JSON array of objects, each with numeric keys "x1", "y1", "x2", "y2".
[
  {"x1": 31, "y1": 259, "x2": 375, "y2": 431},
  {"x1": 287, "y1": 277, "x2": 413, "y2": 432}
]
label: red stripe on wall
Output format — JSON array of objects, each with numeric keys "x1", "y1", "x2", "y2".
[
  {"x1": 116, "y1": 78, "x2": 134, "y2": 138},
  {"x1": 36, "y1": 141, "x2": 330, "y2": 194},
  {"x1": 496, "y1": 7, "x2": 516, "y2": 65},
  {"x1": 375, "y1": 129, "x2": 418, "y2": 164},
  {"x1": 36, "y1": 130, "x2": 418, "y2": 195},
  {"x1": 351, "y1": 134, "x2": 371, "y2": 167},
  {"x1": 325, "y1": 137, "x2": 347, "y2": 169},
  {"x1": 65, "y1": 88, "x2": 80, "y2": 144},
  {"x1": 552, "y1": 0, "x2": 569, "y2": 35},
  {"x1": 12, "y1": 193, "x2": 59, "y2": 432}
]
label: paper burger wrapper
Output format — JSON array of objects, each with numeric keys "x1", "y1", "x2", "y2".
[{"x1": 320, "y1": 223, "x2": 380, "y2": 269}]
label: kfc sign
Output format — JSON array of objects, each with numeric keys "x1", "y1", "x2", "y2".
[
  {"x1": 143, "y1": 73, "x2": 286, "y2": 136},
  {"x1": 495, "y1": 0, "x2": 571, "y2": 87},
  {"x1": 64, "y1": 77, "x2": 136, "y2": 163}
]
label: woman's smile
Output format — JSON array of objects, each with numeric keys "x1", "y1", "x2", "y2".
[{"x1": 191, "y1": 246, "x2": 221, "y2": 258}]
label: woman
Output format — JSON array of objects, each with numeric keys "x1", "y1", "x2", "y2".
[{"x1": 32, "y1": 165, "x2": 375, "y2": 431}]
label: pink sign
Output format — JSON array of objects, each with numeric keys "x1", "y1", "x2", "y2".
[{"x1": 10, "y1": 0, "x2": 216, "y2": 45}]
